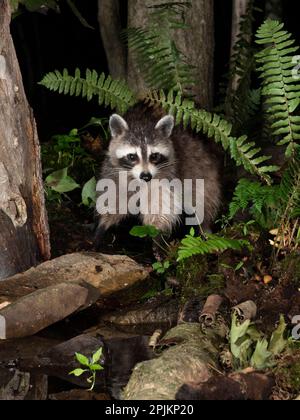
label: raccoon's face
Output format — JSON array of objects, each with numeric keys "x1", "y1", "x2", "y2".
[{"x1": 108, "y1": 113, "x2": 175, "y2": 182}]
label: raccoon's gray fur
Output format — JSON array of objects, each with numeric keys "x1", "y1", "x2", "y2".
[{"x1": 95, "y1": 106, "x2": 221, "y2": 243}]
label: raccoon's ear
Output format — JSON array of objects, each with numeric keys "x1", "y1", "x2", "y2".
[
  {"x1": 155, "y1": 115, "x2": 174, "y2": 138},
  {"x1": 109, "y1": 114, "x2": 129, "y2": 137}
]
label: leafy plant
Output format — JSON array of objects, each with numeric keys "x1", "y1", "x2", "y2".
[
  {"x1": 177, "y1": 228, "x2": 250, "y2": 262},
  {"x1": 229, "y1": 150, "x2": 300, "y2": 247},
  {"x1": 69, "y1": 348, "x2": 104, "y2": 391},
  {"x1": 39, "y1": 69, "x2": 136, "y2": 114},
  {"x1": 81, "y1": 177, "x2": 97, "y2": 207},
  {"x1": 230, "y1": 314, "x2": 288, "y2": 370},
  {"x1": 153, "y1": 260, "x2": 171, "y2": 274},
  {"x1": 256, "y1": 20, "x2": 300, "y2": 157},
  {"x1": 229, "y1": 179, "x2": 279, "y2": 229},
  {"x1": 225, "y1": 0, "x2": 258, "y2": 134},
  {"x1": 130, "y1": 225, "x2": 161, "y2": 239},
  {"x1": 124, "y1": 1, "x2": 194, "y2": 94},
  {"x1": 45, "y1": 167, "x2": 79, "y2": 194},
  {"x1": 145, "y1": 90, "x2": 278, "y2": 185}
]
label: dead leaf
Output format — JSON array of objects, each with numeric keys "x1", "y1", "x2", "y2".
[{"x1": 264, "y1": 275, "x2": 273, "y2": 285}]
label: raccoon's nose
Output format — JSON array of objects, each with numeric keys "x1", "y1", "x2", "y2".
[{"x1": 140, "y1": 172, "x2": 152, "y2": 182}]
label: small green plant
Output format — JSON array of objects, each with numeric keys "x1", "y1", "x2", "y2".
[
  {"x1": 177, "y1": 228, "x2": 251, "y2": 262},
  {"x1": 42, "y1": 124, "x2": 103, "y2": 207},
  {"x1": 45, "y1": 167, "x2": 80, "y2": 195},
  {"x1": 129, "y1": 225, "x2": 161, "y2": 239},
  {"x1": 152, "y1": 260, "x2": 171, "y2": 274},
  {"x1": 69, "y1": 348, "x2": 104, "y2": 391},
  {"x1": 230, "y1": 314, "x2": 288, "y2": 370}
]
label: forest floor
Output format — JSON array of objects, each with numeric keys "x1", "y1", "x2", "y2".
[{"x1": 1, "y1": 201, "x2": 300, "y2": 400}]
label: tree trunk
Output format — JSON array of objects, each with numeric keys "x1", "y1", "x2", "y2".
[
  {"x1": 97, "y1": 0, "x2": 127, "y2": 80},
  {"x1": 230, "y1": 0, "x2": 251, "y2": 63},
  {"x1": 0, "y1": 0, "x2": 50, "y2": 280},
  {"x1": 127, "y1": 0, "x2": 215, "y2": 109}
]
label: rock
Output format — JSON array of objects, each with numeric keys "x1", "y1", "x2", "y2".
[
  {"x1": 0, "y1": 253, "x2": 149, "y2": 305},
  {"x1": 0, "y1": 283, "x2": 89, "y2": 340},
  {"x1": 0, "y1": 368, "x2": 48, "y2": 400},
  {"x1": 0, "y1": 336, "x2": 61, "y2": 365},
  {"x1": 24, "y1": 374, "x2": 48, "y2": 401},
  {"x1": 19, "y1": 334, "x2": 106, "y2": 389},
  {"x1": 0, "y1": 369, "x2": 30, "y2": 400}
]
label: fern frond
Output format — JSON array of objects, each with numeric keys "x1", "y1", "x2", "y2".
[
  {"x1": 256, "y1": 20, "x2": 300, "y2": 157},
  {"x1": 124, "y1": 2, "x2": 195, "y2": 94},
  {"x1": 229, "y1": 152, "x2": 300, "y2": 230},
  {"x1": 177, "y1": 232, "x2": 250, "y2": 262},
  {"x1": 39, "y1": 69, "x2": 137, "y2": 114},
  {"x1": 229, "y1": 179, "x2": 279, "y2": 229},
  {"x1": 226, "y1": 1, "x2": 257, "y2": 134},
  {"x1": 145, "y1": 90, "x2": 278, "y2": 184}
]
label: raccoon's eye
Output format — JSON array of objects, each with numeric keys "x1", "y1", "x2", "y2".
[
  {"x1": 150, "y1": 153, "x2": 160, "y2": 163},
  {"x1": 127, "y1": 153, "x2": 138, "y2": 162}
]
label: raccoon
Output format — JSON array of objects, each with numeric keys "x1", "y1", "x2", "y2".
[{"x1": 95, "y1": 106, "x2": 221, "y2": 245}]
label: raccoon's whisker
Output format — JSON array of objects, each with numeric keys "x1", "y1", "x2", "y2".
[{"x1": 157, "y1": 162, "x2": 177, "y2": 170}]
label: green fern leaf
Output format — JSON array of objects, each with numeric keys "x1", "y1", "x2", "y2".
[
  {"x1": 145, "y1": 90, "x2": 278, "y2": 184},
  {"x1": 177, "y1": 233, "x2": 250, "y2": 262},
  {"x1": 39, "y1": 69, "x2": 137, "y2": 114},
  {"x1": 123, "y1": 2, "x2": 195, "y2": 94},
  {"x1": 256, "y1": 20, "x2": 300, "y2": 157}
]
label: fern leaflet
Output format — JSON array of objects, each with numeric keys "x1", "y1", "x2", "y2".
[{"x1": 39, "y1": 69, "x2": 137, "y2": 114}]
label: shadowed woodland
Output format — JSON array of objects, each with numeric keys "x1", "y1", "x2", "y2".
[{"x1": 0, "y1": 0, "x2": 300, "y2": 401}]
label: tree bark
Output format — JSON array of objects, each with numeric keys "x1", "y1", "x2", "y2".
[
  {"x1": 97, "y1": 0, "x2": 127, "y2": 80},
  {"x1": 127, "y1": 0, "x2": 215, "y2": 109},
  {"x1": 0, "y1": 0, "x2": 50, "y2": 280},
  {"x1": 230, "y1": 0, "x2": 251, "y2": 62}
]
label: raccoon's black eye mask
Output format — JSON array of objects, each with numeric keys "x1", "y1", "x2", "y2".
[
  {"x1": 119, "y1": 153, "x2": 139, "y2": 169},
  {"x1": 149, "y1": 153, "x2": 168, "y2": 165}
]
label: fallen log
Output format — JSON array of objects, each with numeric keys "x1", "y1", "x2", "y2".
[
  {"x1": 123, "y1": 322, "x2": 228, "y2": 400},
  {"x1": 0, "y1": 283, "x2": 89, "y2": 339},
  {"x1": 0, "y1": 252, "x2": 150, "y2": 306}
]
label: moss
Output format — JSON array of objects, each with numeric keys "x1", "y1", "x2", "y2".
[
  {"x1": 280, "y1": 252, "x2": 300, "y2": 286},
  {"x1": 175, "y1": 255, "x2": 225, "y2": 301},
  {"x1": 176, "y1": 255, "x2": 208, "y2": 300},
  {"x1": 275, "y1": 351, "x2": 300, "y2": 395}
]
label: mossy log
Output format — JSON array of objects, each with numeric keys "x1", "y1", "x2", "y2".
[{"x1": 123, "y1": 322, "x2": 227, "y2": 400}]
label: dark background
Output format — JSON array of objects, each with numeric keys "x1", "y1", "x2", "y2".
[{"x1": 10, "y1": 0, "x2": 300, "y2": 141}]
